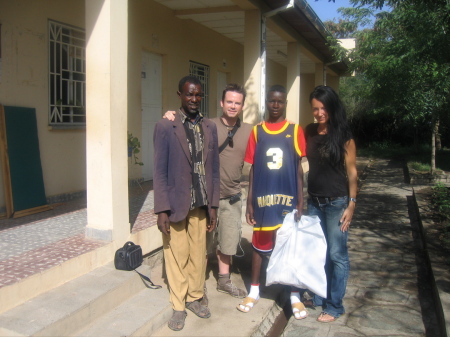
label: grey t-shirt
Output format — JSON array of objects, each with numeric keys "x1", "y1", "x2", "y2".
[{"x1": 211, "y1": 117, "x2": 253, "y2": 198}]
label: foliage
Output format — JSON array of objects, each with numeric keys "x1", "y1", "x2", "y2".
[
  {"x1": 432, "y1": 183, "x2": 450, "y2": 221},
  {"x1": 348, "y1": 0, "x2": 450, "y2": 122},
  {"x1": 127, "y1": 132, "x2": 143, "y2": 166},
  {"x1": 408, "y1": 147, "x2": 450, "y2": 173},
  {"x1": 408, "y1": 161, "x2": 432, "y2": 173},
  {"x1": 325, "y1": 0, "x2": 450, "y2": 172},
  {"x1": 358, "y1": 143, "x2": 450, "y2": 172},
  {"x1": 431, "y1": 183, "x2": 450, "y2": 252},
  {"x1": 324, "y1": 7, "x2": 374, "y2": 38},
  {"x1": 357, "y1": 141, "x2": 409, "y2": 158}
]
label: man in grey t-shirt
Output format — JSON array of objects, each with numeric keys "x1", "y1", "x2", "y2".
[{"x1": 209, "y1": 84, "x2": 252, "y2": 299}]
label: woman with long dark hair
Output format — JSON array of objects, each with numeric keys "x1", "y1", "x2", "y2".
[{"x1": 305, "y1": 85, "x2": 357, "y2": 323}]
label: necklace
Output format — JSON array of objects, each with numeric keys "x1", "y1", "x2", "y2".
[{"x1": 221, "y1": 117, "x2": 237, "y2": 129}]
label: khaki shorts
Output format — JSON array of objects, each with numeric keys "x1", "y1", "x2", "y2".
[{"x1": 207, "y1": 198, "x2": 242, "y2": 255}]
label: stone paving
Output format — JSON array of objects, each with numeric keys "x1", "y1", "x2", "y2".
[
  {"x1": 0, "y1": 181, "x2": 156, "y2": 288},
  {"x1": 281, "y1": 159, "x2": 441, "y2": 337},
  {"x1": 0, "y1": 159, "x2": 446, "y2": 336}
]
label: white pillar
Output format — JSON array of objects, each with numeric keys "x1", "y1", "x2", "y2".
[
  {"x1": 327, "y1": 75, "x2": 340, "y2": 92},
  {"x1": 315, "y1": 62, "x2": 323, "y2": 86},
  {"x1": 286, "y1": 42, "x2": 301, "y2": 124},
  {"x1": 243, "y1": 9, "x2": 262, "y2": 125},
  {"x1": 85, "y1": 0, "x2": 130, "y2": 242}
]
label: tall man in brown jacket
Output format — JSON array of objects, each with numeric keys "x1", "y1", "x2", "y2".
[{"x1": 153, "y1": 75, "x2": 220, "y2": 331}]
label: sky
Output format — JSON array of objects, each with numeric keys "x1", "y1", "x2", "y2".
[{"x1": 307, "y1": 0, "x2": 353, "y2": 22}]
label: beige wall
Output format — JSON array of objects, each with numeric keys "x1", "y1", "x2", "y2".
[
  {"x1": 266, "y1": 58, "x2": 287, "y2": 91},
  {"x1": 128, "y1": 0, "x2": 245, "y2": 117},
  {"x1": 327, "y1": 75, "x2": 340, "y2": 93},
  {"x1": 127, "y1": 1, "x2": 244, "y2": 179},
  {"x1": 0, "y1": 0, "x2": 338, "y2": 209},
  {"x1": 0, "y1": 0, "x2": 86, "y2": 209},
  {"x1": 299, "y1": 74, "x2": 316, "y2": 128},
  {"x1": 0, "y1": 0, "x2": 246, "y2": 207}
]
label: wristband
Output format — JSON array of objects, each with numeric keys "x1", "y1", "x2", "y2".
[{"x1": 350, "y1": 197, "x2": 357, "y2": 203}]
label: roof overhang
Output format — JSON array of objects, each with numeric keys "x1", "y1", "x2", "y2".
[{"x1": 154, "y1": 0, "x2": 348, "y2": 75}]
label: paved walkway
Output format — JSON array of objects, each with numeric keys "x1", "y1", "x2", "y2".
[
  {"x1": 281, "y1": 158, "x2": 441, "y2": 336},
  {"x1": 0, "y1": 182, "x2": 156, "y2": 288},
  {"x1": 151, "y1": 158, "x2": 443, "y2": 336},
  {"x1": 0, "y1": 158, "x2": 446, "y2": 336}
]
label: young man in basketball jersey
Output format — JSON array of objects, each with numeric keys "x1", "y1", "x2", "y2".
[{"x1": 238, "y1": 85, "x2": 307, "y2": 319}]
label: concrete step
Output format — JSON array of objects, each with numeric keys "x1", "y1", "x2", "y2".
[
  {"x1": 0, "y1": 258, "x2": 167, "y2": 336},
  {"x1": 151, "y1": 222, "x2": 289, "y2": 337},
  {"x1": 0, "y1": 225, "x2": 163, "y2": 316},
  {"x1": 76, "y1": 262, "x2": 171, "y2": 337}
]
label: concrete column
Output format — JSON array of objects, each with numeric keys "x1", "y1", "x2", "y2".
[
  {"x1": 315, "y1": 62, "x2": 324, "y2": 86},
  {"x1": 286, "y1": 42, "x2": 301, "y2": 124},
  {"x1": 327, "y1": 75, "x2": 340, "y2": 92},
  {"x1": 300, "y1": 74, "x2": 314, "y2": 128},
  {"x1": 297, "y1": 61, "x2": 325, "y2": 126},
  {"x1": 243, "y1": 9, "x2": 262, "y2": 125},
  {"x1": 85, "y1": 0, "x2": 130, "y2": 242}
]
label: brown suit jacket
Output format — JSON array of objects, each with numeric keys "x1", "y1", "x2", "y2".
[{"x1": 153, "y1": 111, "x2": 220, "y2": 223}]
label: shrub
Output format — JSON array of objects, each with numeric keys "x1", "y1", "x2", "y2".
[{"x1": 432, "y1": 183, "x2": 450, "y2": 221}]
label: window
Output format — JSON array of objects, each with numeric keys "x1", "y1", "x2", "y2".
[
  {"x1": 49, "y1": 20, "x2": 86, "y2": 126},
  {"x1": 189, "y1": 61, "x2": 209, "y2": 117}
]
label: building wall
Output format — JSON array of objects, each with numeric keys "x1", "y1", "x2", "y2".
[
  {"x1": 266, "y1": 58, "x2": 287, "y2": 90},
  {"x1": 0, "y1": 0, "x2": 86, "y2": 209},
  {"x1": 127, "y1": 1, "x2": 245, "y2": 180},
  {"x1": 300, "y1": 73, "x2": 316, "y2": 128},
  {"x1": 0, "y1": 0, "x2": 248, "y2": 207}
]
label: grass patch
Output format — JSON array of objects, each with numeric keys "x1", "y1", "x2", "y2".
[
  {"x1": 409, "y1": 161, "x2": 433, "y2": 172},
  {"x1": 432, "y1": 183, "x2": 450, "y2": 220},
  {"x1": 431, "y1": 183, "x2": 450, "y2": 252},
  {"x1": 358, "y1": 142, "x2": 450, "y2": 173},
  {"x1": 357, "y1": 141, "x2": 409, "y2": 159}
]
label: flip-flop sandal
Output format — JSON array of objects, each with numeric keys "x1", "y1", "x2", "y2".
[
  {"x1": 292, "y1": 302, "x2": 309, "y2": 320},
  {"x1": 236, "y1": 296, "x2": 259, "y2": 313},
  {"x1": 168, "y1": 310, "x2": 187, "y2": 331},
  {"x1": 317, "y1": 312, "x2": 338, "y2": 323},
  {"x1": 186, "y1": 300, "x2": 211, "y2": 318}
]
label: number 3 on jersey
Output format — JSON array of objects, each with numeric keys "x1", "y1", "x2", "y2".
[{"x1": 266, "y1": 148, "x2": 283, "y2": 170}]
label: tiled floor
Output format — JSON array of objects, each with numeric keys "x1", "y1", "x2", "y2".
[{"x1": 0, "y1": 181, "x2": 156, "y2": 288}]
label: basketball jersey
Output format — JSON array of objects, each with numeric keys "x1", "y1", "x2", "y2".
[{"x1": 252, "y1": 121, "x2": 302, "y2": 231}]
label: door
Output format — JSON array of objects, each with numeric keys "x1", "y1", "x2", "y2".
[{"x1": 141, "y1": 52, "x2": 162, "y2": 181}]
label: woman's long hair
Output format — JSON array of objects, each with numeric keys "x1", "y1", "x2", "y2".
[{"x1": 309, "y1": 85, "x2": 352, "y2": 164}]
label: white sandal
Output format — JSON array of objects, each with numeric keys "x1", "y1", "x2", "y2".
[
  {"x1": 292, "y1": 302, "x2": 309, "y2": 320},
  {"x1": 236, "y1": 296, "x2": 259, "y2": 313}
]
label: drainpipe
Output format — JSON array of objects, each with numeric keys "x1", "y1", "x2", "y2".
[{"x1": 260, "y1": 0, "x2": 295, "y2": 121}]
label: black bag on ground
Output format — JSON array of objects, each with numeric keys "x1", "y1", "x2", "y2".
[
  {"x1": 114, "y1": 241, "x2": 162, "y2": 289},
  {"x1": 114, "y1": 241, "x2": 143, "y2": 271}
]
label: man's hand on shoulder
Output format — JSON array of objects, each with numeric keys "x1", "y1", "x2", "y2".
[{"x1": 163, "y1": 110, "x2": 177, "y2": 121}]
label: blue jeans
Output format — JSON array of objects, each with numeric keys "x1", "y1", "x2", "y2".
[{"x1": 308, "y1": 196, "x2": 349, "y2": 318}]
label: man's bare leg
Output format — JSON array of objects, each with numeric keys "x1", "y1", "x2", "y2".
[{"x1": 217, "y1": 249, "x2": 247, "y2": 298}]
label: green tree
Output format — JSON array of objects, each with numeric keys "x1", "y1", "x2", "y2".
[
  {"x1": 338, "y1": 0, "x2": 450, "y2": 173},
  {"x1": 324, "y1": 7, "x2": 374, "y2": 38}
]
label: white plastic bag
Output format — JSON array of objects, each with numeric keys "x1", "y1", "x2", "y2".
[{"x1": 266, "y1": 211, "x2": 327, "y2": 298}]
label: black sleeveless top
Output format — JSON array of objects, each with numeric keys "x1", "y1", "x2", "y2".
[{"x1": 305, "y1": 123, "x2": 350, "y2": 198}]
